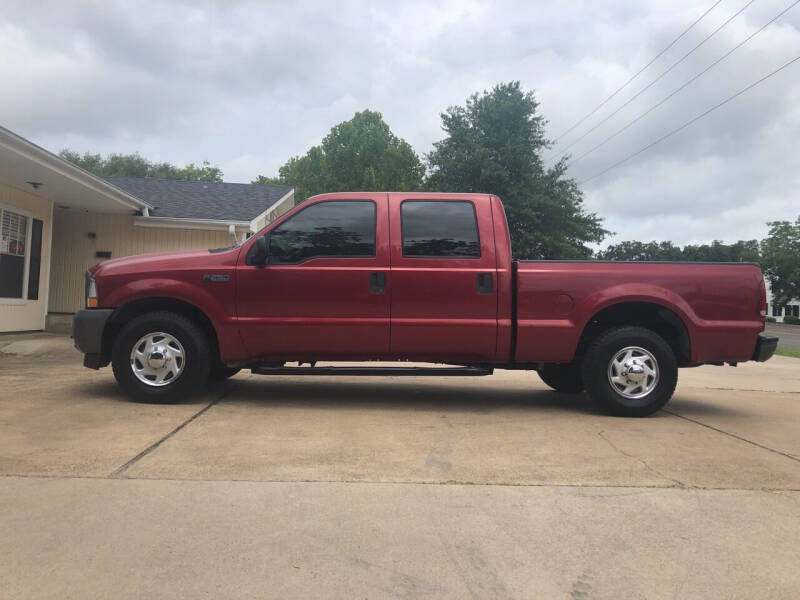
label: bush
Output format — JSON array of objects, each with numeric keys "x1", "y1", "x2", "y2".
[
  {"x1": 783, "y1": 315, "x2": 800, "y2": 325},
  {"x1": 766, "y1": 316, "x2": 777, "y2": 323}
]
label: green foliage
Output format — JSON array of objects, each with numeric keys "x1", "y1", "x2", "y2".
[
  {"x1": 783, "y1": 315, "x2": 800, "y2": 325},
  {"x1": 254, "y1": 110, "x2": 424, "y2": 202},
  {"x1": 766, "y1": 316, "x2": 776, "y2": 323},
  {"x1": 597, "y1": 241, "x2": 684, "y2": 261},
  {"x1": 251, "y1": 175, "x2": 283, "y2": 185},
  {"x1": 681, "y1": 240, "x2": 761, "y2": 262},
  {"x1": 597, "y1": 239, "x2": 761, "y2": 262},
  {"x1": 59, "y1": 150, "x2": 223, "y2": 182},
  {"x1": 760, "y1": 216, "x2": 800, "y2": 307},
  {"x1": 775, "y1": 347, "x2": 800, "y2": 358},
  {"x1": 425, "y1": 81, "x2": 608, "y2": 259}
]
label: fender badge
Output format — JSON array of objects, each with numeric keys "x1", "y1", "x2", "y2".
[{"x1": 202, "y1": 274, "x2": 230, "y2": 282}]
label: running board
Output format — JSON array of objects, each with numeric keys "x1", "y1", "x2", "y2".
[{"x1": 251, "y1": 366, "x2": 493, "y2": 377}]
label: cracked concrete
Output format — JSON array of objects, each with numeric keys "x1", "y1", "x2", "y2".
[{"x1": 1, "y1": 338, "x2": 799, "y2": 598}]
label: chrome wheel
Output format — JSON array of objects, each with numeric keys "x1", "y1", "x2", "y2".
[
  {"x1": 129, "y1": 332, "x2": 185, "y2": 387},
  {"x1": 607, "y1": 346, "x2": 659, "y2": 399}
]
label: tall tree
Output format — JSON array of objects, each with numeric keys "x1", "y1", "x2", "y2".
[
  {"x1": 59, "y1": 150, "x2": 223, "y2": 182},
  {"x1": 597, "y1": 239, "x2": 760, "y2": 262},
  {"x1": 761, "y1": 216, "x2": 800, "y2": 306},
  {"x1": 425, "y1": 82, "x2": 607, "y2": 259},
  {"x1": 253, "y1": 110, "x2": 424, "y2": 202}
]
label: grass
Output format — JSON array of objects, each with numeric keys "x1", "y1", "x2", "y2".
[{"x1": 775, "y1": 347, "x2": 800, "y2": 359}]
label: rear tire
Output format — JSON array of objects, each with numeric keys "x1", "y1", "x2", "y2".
[
  {"x1": 111, "y1": 311, "x2": 211, "y2": 403},
  {"x1": 581, "y1": 326, "x2": 678, "y2": 417},
  {"x1": 538, "y1": 363, "x2": 584, "y2": 393}
]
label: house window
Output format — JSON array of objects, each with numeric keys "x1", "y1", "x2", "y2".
[
  {"x1": 790, "y1": 305, "x2": 800, "y2": 318},
  {"x1": 0, "y1": 208, "x2": 29, "y2": 299},
  {"x1": 772, "y1": 304, "x2": 782, "y2": 317}
]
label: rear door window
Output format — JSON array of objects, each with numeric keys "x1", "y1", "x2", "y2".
[{"x1": 401, "y1": 201, "x2": 480, "y2": 258}]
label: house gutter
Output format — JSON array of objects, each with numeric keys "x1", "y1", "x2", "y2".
[
  {"x1": 133, "y1": 216, "x2": 252, "y2": 231},
  {"x1": 0, "y1": 125, "x2": 153, "y2": 212}
]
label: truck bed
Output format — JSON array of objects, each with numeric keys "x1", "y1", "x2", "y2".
[{"x1": 513, "y1": 260, "x2": 764, "y2": 365}]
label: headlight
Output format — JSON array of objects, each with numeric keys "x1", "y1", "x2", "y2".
[{"x1": 85, "y1": 272, "x2": 98, "y2": 308}]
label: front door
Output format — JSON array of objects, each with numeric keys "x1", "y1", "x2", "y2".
[
  {"x1": 388, "y1": 194, "x2": 498, "y2": 362},
  {"x1": 236, "y1": 193, "x2": 390, "y2": 360}
]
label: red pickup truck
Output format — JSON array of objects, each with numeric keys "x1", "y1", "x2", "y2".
[{"x1": 73, "y1": 192, "x2": 777, "y2": 416}]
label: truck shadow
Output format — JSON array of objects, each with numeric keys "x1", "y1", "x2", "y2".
[
  {"x1": 216, "y1": 377, "x2": 600, "y2": 415},
  {"x1": 77, "y1": 374, "x2": 747, "y2": 418}
]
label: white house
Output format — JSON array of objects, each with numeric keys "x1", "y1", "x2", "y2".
[
  {"x1": 0, "y1": 126, "x2": 293, "y2": 332},
  {"x1": 766, "y1": 281, "x2": 799, "y2": 323}
]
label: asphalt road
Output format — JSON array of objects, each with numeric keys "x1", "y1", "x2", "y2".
[
  {"x1": 1, "y1": 335, "x2": 799, "y2": 599},
  {"x1": 767, "y1": 322, "x2": 800, "y2": 349}
]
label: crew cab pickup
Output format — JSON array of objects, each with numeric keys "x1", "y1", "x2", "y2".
[{"x1": 73, "y1": 192, "x2": 777, "y2": 416}]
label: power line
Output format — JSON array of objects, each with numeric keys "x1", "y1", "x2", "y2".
[
  {"x1": 568, "y1": 0, "x2": 800, "y2": 167},
  {"x1": 577, "y1": 53, "x2": 800, "y2": 185},
  {"x1": 551, "y1": 0, "x2": 724, "y2": 144},
  {"x1": 547, "y1": 0, "x2": 756, "y2": 163}
]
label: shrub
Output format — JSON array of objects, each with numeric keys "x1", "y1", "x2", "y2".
[
  {"x1": 783, "y1": 315, "x2": 800, "y2": 325},
  {"x1": 766, "y1": 316, "x2": 777, "y2": 323}
]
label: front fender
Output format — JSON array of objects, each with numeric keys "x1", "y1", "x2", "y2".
[{"x1": 102, "y1": 277, "x2": 244, "y2": 361}]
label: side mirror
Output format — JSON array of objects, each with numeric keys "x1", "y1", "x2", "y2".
[{"x1": 247, "y1": 235, "x2": 268, "y2": 266}]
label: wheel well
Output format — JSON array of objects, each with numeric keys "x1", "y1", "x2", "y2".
[
  {"x1": 576, "y1": 302, "x2": 691, "y2": 365},
  {"x1": 103, "y1": 297, "x2": 220, "y2": 360}
]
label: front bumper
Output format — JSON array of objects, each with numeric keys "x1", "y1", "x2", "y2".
[
  {"x1": 73, "y1": 309, "x2": 114, "y2": 368},
  {"x1": 752, "y1": 334, "x2": 779, "y2": 362}
]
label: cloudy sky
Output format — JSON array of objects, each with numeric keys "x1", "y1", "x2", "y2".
[{"x1": 2, "y1": 0, "x2": 799, "y2": 246}]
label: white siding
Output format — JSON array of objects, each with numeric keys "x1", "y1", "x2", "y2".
[
  {"x1": 0, "y1": 183, "x2": 53, "y2": 331},
  {"x1": 253, "y1": 196, "x2": 295, "y2": 230},
  {"x1": 49, "y1": 211, "x2": 232, "y2": 313}
]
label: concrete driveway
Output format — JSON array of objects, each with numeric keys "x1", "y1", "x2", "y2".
[{"x1": 1, "y1": 334, "x2": 799, "y2": 599}]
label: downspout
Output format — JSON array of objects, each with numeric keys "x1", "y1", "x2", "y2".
[{"x1": 228, "y1": 224, "x2": 239, "y2": 244}]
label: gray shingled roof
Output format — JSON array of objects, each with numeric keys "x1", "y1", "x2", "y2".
[{"x1": 104, "y1": 177, "x2": 293, "y2": 222}]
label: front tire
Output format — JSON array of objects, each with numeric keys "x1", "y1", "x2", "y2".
[
  {"x1": 538, "y1": 363, "x2": 584, "y2": 393},
  {"x1": 581, "y1": 326, "x2": 678, "y2": 417},
  {"x1": 111, "y1": 311, "x2": 211, "y2": 403}
]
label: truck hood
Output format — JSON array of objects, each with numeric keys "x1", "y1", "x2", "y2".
[{"x1": 91, "y1": 247, "x2": 239, "y2": 277}]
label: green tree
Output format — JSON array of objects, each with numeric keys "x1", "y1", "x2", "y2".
[
  {"x1": 597, "y1": 241, "x2": 684, "y2": 261},
  {"x1": 253, "y1": 110, "x2": 424, "y2": 202},
  {"x1": 681, "y1": 240, "x2": 760, "y2": 262},
  {"x1": 761, "y1": 217, "x2": 800, "y2": 306},
  {"x1": 598, "y1": 239, "x2": 760, "y2": 262},
  {"x1": 251, "y1": 175, "x2": 283, "y2": 186},
  {"x1": 59, "y1": 150, "x2": 223, "y2": 182},
  {"x1": 425, "y1": 81, "x2": 607, "y2": 259}
]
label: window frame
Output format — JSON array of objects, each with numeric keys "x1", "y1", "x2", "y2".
[
  {"x1": 399, "y1": 199, "x2": 482, "y2": 259},
  {"x1": 0, "y1": 204, "x2": 33, "y2": 304},
  {"x1": 265, "y1": 199, "x2": 378, "y2": 266}
]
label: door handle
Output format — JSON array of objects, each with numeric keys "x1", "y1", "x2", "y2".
[
  {"x1": 476, "y1": 272, "x2": 493, "y2": 294},
  {"x1": 369, "y1": 271, "x2": 387, "y2": 294}
]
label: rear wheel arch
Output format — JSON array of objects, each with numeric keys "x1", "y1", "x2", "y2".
[{"x1": 576, "y1": 301, "x2": 691, "y2": 366}]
